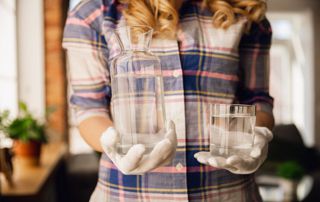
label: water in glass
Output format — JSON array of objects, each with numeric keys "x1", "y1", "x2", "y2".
[{"x1": 210, "y1": 104, "x2": 256, "y2": 158}]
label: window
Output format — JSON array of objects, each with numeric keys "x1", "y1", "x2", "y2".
[
  {"x1": 0, "y1": 1, "x2": 17, "y2": 146},
  {"x1": 0, "y1": 0, "x2": 18, "y2": 115},
  {"x1": 268, "y1": 11, "x2": 315, "y2": 146},
  {"x1": 0, "y1": 0, "x2": 45, "y2": 146}
]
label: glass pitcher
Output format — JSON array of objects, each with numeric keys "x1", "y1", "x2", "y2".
[{"x1": 109, "y1": 26, "x2": 166, "y2": 155}]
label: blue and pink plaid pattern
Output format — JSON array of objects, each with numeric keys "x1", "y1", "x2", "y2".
[{"x1": 63, "y1": 0, "x2": 273, "y2": 201}]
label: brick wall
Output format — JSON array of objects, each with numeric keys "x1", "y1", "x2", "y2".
[{"x1": 44, "y1": 0, "x2": 69, "y2": 142}]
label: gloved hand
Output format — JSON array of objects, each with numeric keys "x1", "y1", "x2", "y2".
[
  {"x1": 194, "y1": 127, "x2": 273, "y2": 174},
  {"x1": 100, "y1": 120, "x2": 177, "y2": 175}
]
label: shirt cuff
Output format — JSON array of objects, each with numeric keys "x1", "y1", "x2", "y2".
[{"x1": 74, "y1": 108, "x2": 111, "y2": 125}]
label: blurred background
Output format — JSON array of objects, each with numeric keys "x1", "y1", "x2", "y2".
[{"x1": 0, "y1": 0, "x2": 319, "y2": 201}]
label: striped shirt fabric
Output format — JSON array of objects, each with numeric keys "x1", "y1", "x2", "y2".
[{"x1": 63, "y1": 0, "x2": 273, "y2": 201}]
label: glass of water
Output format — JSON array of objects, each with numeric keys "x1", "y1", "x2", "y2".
[{"x1": 210, "y1": 104, "x2": 256, "y2": 158}]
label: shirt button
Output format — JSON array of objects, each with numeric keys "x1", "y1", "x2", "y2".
[
  {"x1": 175, "y1": 163, "x2": 184, "y2": 171},
  {"x1": 173, "y1": 70, "x2": 180, "y2": 78}
]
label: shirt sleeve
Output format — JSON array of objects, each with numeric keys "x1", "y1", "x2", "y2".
[
  {"x1": 237, "y1": 17, "x2": 274, "y2": 115},
  {"x1": 62, "y1": 10, "x2": 111, "y2": 124}
]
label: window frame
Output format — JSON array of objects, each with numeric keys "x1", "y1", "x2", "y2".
[{"x1": 268, "y1": 11, "x2": 315, "y2": 146}]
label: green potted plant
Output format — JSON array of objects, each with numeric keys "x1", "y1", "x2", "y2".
[
  {"x1": 276, "y1": 161, "x2": 305, "y2": 201},
  {"x1": 277, "y1": 161, "x2": 305, "y2": 181},
  {"x1": 0, "y1": 102, "x2": 47, "y2": 166}
]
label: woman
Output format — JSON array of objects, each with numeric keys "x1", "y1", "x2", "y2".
[{"x1": 63, "y1": 0, "x2": 274, "y2": 201}]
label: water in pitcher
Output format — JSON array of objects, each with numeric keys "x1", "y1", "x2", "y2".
[
  {"x1": 112, "y1": 74, "x2": 166, "y2": 156},
  {"x1": 210, "y1": 114, "x2": 256, "y2": 157},
  {"x1": 116, "y1": 132, "x2": 165, "y2": 155}
]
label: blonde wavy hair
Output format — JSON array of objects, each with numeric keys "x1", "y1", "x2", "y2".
[{"x1": 120, "y1": 0, "x2": 266, "y2": 38}]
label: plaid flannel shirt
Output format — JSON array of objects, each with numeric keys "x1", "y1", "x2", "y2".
[{"x1": 63, "y1": 0, "x2": 273, "y2": 201}]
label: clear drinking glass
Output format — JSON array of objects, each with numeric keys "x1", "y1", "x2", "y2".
[
  {"x1": 210, "y1": 104, "x2": 256, "y2": 157},
  {"x1": 108, "y1": 26, "x2": 166, "y2": 155}
]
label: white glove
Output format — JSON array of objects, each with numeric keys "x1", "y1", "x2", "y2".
[
  {"x1": 100, "y1": 120, "x2": 177, "y2": 175},
  {"x1": 194, "y1": 127, "x2": 273, "y2": 174}
]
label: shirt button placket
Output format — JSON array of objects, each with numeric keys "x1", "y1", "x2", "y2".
[
  {"x1": 175, "y1": 162, "x2": 184, "y2": 171},
  {"x1": 173, "y1": 69, "x2": 180, "y2": 78}
]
